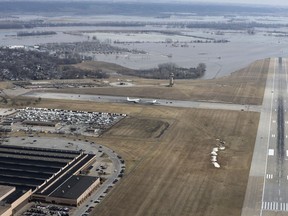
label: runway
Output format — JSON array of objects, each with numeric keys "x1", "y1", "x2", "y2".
[
  {"x1": 242, "y1": 58, "x2": 288, "y2": 216},
  {"x1": 22, "y1": 92, "x2": 261, "y2": 112}
]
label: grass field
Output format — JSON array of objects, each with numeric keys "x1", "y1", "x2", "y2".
[
  {"x1": 28, "y1": 98, "x2": 259, "y2": 216},
  {"x1": 3, "y1": 58, "x2": 271, "y2": 216},
  {"x1": 73, "y1": 61, "x2": 134, "y2": 74},
  {"x1": 91, "y1": 107, "x2": 259, "y2": 216},
  {"x1": 54, "y1": 58, "x2": 270, "y2": 105}
]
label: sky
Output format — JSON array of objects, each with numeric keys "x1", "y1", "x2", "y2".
[
  {"x1": 1, "y1": 0, "x2": 288, "y2": 7},
  {"x1": 139, "y1": 0, "x2": 288, "y2": 6},
  {"x1": 105, "y1": 0, "x2": 288, "y2": 6},
  {"x1": 194, "y1": 0, "x2": 288, "y2": 6}
]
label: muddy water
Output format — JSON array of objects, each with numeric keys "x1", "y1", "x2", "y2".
[{"x1": 0, "y1": 25, "x2": 287, "y2": 79}]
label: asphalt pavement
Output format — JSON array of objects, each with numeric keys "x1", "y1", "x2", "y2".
[
  {"x1": 242, "y1": 57, "x2": 288, "y2": 216},
  {"x1": 23, "y1": 91, "x2": 261, "y2": 112}
]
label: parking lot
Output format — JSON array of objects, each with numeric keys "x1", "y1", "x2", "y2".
[
  {"x1": 20, "y1": 204, "x2": 70, "y2": 216},
  {"x1": 1, "y1": 107, "x2": 126, "y2": 136}
]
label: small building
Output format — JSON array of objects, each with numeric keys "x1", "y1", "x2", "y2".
[
  {"x1": 0, "y1": 127, "x2": 12, "y2": 132},
  {"x1": 86, "y1": 127, "x2": 97, "y2": 133},
  {"x1": 70, "y1": 126, "x2": 77, "y2": 132},
  {"x1": 0, "y1": 121, "x2": 13, "y2": 126},
  {"x1": 23, "y1": 120, "x2": 57, "y2": 127}
]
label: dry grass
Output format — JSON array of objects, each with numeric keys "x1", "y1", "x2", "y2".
[
  {"x1": 73, "y1": 61, "x2": 134, "y2": 73},
  {"x1": 24, "y1": 98, "x2": 259, "y2": 216},
  {"x1": 52, "y1": 58, "x2": 269, "y2": 105},
  {"x1": 104, "y1": 117, "x2": 169, "y2": 139},
  {"x1": 4, "y1": 59, "x2": 270, "y2": 216},
  {"x1": 93, "y1": 106, "x2": 259, "y2": 216},
  {"x1": 0, "y1": 82, "x2": 13, "y2": 90}
]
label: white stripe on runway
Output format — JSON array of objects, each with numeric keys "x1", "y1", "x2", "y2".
[
  {"x1": 268, "y1": 149, "x2": 274, "y2": 156},
  {"x1": 262, "y1": 202, "x2": 288, "y2": 211}
]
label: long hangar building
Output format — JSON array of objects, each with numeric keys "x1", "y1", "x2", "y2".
[{"x1": 0, "y1": 144, "x2": 100, "y2": 216}]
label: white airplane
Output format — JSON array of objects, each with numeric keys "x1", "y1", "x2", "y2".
[
  {"x1": 127, "y1": 97, "x2": 140, "y2": 103},
  {"x1": 146, "y1": 99, "x2": 157, "y2": 104},
  {"x1": 139, "y1": 99, "x2": 157, "y2": 105}
]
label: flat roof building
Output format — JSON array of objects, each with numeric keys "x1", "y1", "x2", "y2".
[
  {"x1": 46, "y1": 176, "x2": 100, "y2": 206},
  {"x1": 0, "y1": 144, "x2": 97, "y2": 215},
  {"x1": 0, "y1": 186, "x2": 16, "y2": 202}
]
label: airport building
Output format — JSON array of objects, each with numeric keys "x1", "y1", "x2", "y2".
[{"x1": 0, "y1": 145, "x2": 99, "y2": 216}]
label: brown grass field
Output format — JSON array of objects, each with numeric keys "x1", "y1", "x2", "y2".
[
  {"x1": 2, "y1": 58, "x2": 271, "y2": 216},
  {"x1": 28, "y1": 98, "x2": 259, "y2": 216},
  {"x1": 73, "y1": 61, "x2": 134, "y2": 74},
  {"x1": 55, "y1": 58, "x2": 270, "y2": 105}
]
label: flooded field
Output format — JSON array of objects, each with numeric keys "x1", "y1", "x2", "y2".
[
  {"x1": 1, "y1": 14, "x2": 288, "y2": 79},
  {"x1": 84, "y1": 30, "x2": 288, "y2": 79}
]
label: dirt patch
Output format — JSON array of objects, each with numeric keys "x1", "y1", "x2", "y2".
[{"x1": 103, "y1": 117, "x2": 169, "y2": 139}]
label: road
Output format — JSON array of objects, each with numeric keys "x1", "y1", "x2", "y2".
[
  {"x1": 72, "y1": 144, "x2": 123, "y2": 216},
  {"x1": 23, "y1": 91, "x2": 261, "y2": 112},
  {"x1": 242, "y1": 57, "x2": 288, "y2": 216}
]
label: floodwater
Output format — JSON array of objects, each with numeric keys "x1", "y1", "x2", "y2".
[
  {"x1": 86, "y1": 30, "x2": 287, "y2": 79},
  {"x1": 0, "y1": 15, "x2": 287, "y2": 79}
]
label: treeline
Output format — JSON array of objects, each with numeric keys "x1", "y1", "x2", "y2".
[
  {"x1": 0, "y1": 20, "x2": 287, "y2": 30},
  {"x1": 17, "y1": 31, "x2": 57, "y2": 37},
  {"x1": 60, "y1": 65, "x2": 109, "y2": 79},
  {"x1": 120, "y1": 63, "x2": 206, "y2": 79},
  {"x1": 0, "y1": 19, "x2": 287, "y2": 31},
  {"x1": 185, "y1": 21, "x2": 284, "y2": 30}
]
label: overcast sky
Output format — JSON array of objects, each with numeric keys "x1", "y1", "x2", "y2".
[
  {"x1": 147, "y1": 0, "x2": 288, "y2": 6},
  {"x1": 1, "y1": 0, "x2": 288, "y2": 6},
  {"x1": 108, "y1": 0, "x2": 288, "y2": 6}
]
